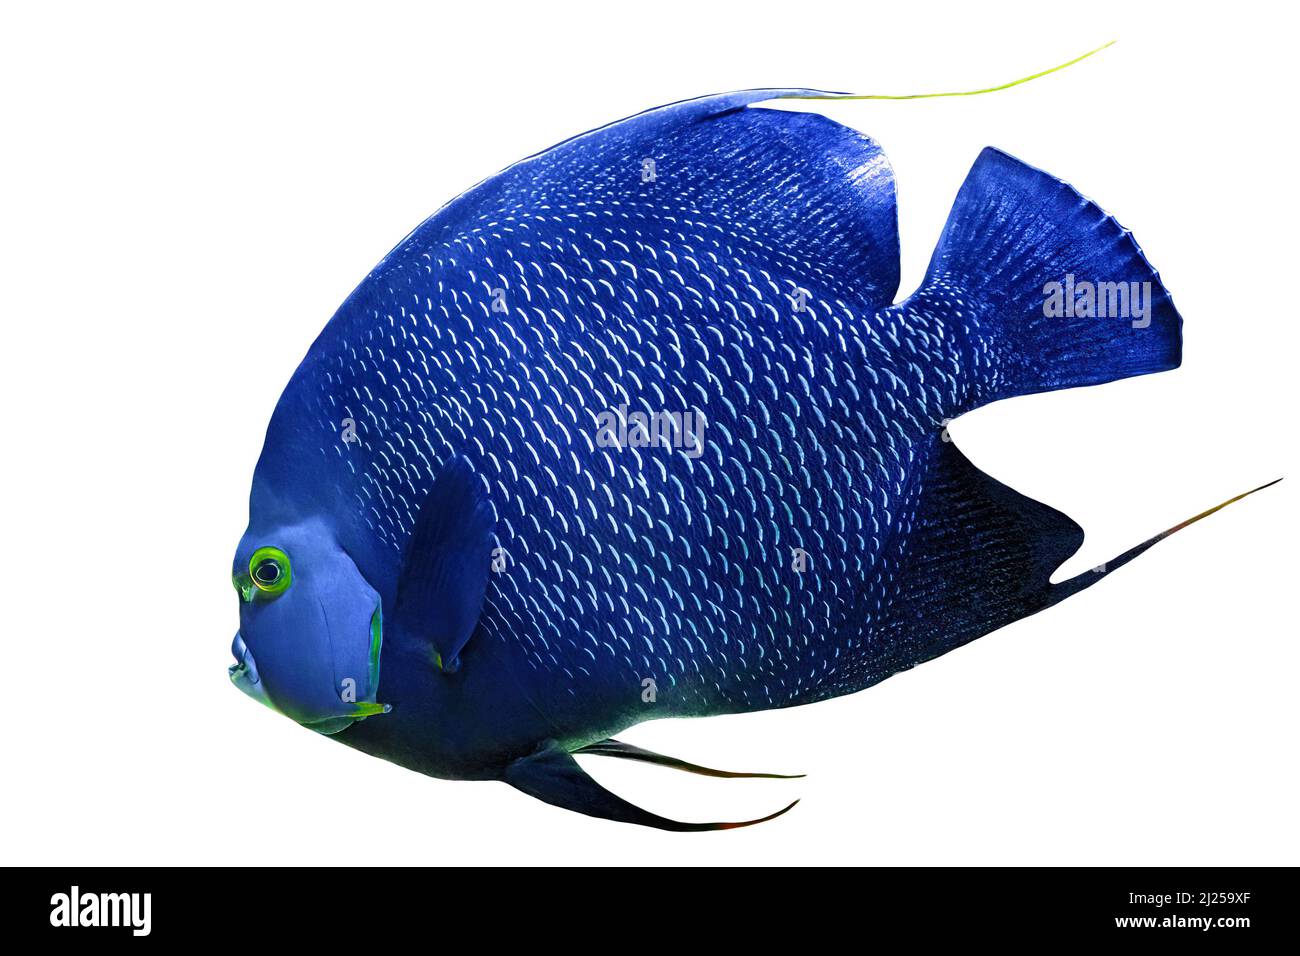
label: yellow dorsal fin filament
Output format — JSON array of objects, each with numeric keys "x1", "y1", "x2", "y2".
[{"x1": 781, "y1": 41, "x2": 1116, "y2": 102}]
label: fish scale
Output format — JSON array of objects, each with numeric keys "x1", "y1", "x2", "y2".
[
  {"x1": 268, "y1": 92, "x2": 925, "y2": 719},
  {"x1": 326, "y1": 224, "x2": 923, "y2": 713},
  {"x1": 234, "y1": 85, "x2": 1259, "y2": 829}
]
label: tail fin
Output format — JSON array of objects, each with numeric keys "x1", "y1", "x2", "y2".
[{"x1": 917, "y1": 147, "x2": 1182, "y2": 411}]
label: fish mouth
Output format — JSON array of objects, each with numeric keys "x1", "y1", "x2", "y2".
[
  {"x1": 229, "y1": 631, "x2": 277, "y2": 713},
  {"x1": 228, "y1": 629, "x2": 391, "y2": 735}
]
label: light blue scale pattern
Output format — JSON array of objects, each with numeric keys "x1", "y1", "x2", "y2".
[{"x1": 264, "y1": 92, "x2": 980, "y2": 719}]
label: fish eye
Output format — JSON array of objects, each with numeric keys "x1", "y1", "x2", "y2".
[{"x1": 248, "y1": 546, "x2": 292, "y2": 596}]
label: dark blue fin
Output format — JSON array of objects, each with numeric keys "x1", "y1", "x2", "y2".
[
  {"x1": 909, "y1": 147, "x2": 1182, "y2": 413},
  {"x1": 865, "y1": 438, "x2": 1082, "y2": 678},
  {"x1": 504, "y1": 740, "x2": 799, "y2": 831},
  {"x1": 575, "y1": 738, "x2": 804, "y2": 779},
  {"x1": 865, "y1": 440, "x2": 1279, "y2": 684},
  {"x1": 393, "y1": 455, "x2": 495, "y2": 674},
  {"x1": 1047, "y1": 477, "x2": 1282, "y2": 605},
  {"x1": 391, "y1": 91, "x2": 901, "y2": 313}
]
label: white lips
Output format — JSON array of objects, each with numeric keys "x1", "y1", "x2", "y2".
[{"x1": 228, "y1": 632, "x2": 275, "y2": 711}]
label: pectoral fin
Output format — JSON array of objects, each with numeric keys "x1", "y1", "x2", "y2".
[
  {"x1": 575, "y1": 738, "x2": 804, "y2": 779},
  {"x1": 504, "y1": 740, "x2": 799, "y2": 831},
  {"x1": 393, "y1": 455, "x2": 496, "y2": 673}
]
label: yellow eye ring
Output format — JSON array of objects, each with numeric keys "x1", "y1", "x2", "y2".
[{"x1": 248, "y1": 546, "x2": 292, "y2": 596}]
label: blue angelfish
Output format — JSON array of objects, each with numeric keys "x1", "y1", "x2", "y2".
[{"x1": 231, "y1": 58, "x2": 1275, "y2": 829}]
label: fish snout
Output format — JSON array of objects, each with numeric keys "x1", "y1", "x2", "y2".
[
  {"x1": 228, "y1": 630, "x2": 391, "y2": 734},
  {"x1": 229, "y1": 631, "x2": 276, "y2": 712}
]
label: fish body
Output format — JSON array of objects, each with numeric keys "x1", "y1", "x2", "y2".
[{"x1": 233, "y1": 89, "x2": 1220, "y2": 828}]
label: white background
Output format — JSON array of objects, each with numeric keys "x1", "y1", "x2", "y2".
[{"x1": 2, "y1": 1, "x2": 1294, "y2": 866}]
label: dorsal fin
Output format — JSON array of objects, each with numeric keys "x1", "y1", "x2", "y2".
[{"x1": 379, "y1": 89, "x2": 901, "y2": 314}]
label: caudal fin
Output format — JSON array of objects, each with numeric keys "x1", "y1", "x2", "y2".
[{"x1": 916, "y1": 147, "x2": 1182, "y2": 412}]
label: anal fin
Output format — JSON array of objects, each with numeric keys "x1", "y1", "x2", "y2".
[
  {"x1": 869, "y1": 437, "x2": 1085, "y2": 678},
  {"x1": 870, "y1": 438, "x2": 1280, "y2": 684}
]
